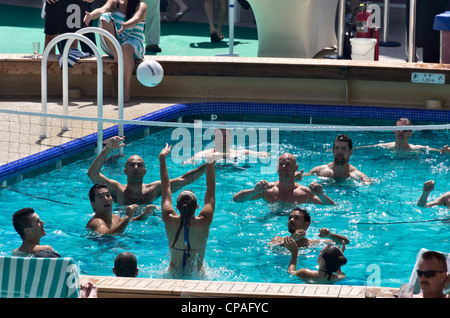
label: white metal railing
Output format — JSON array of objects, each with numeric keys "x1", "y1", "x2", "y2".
[
  {"x1": 408, "y1": 0, "x2": 416, "y2": 62},
  {"x1": 216, "y1": 0, "x2": 239, "y2": 57},
  {"x1": 40, "y1": 27, "x2": 124, "y2": 154}
]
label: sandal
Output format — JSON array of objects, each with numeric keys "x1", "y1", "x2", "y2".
[{"x1": 210, "y1": 31, "x2": 224, "y2": 43}]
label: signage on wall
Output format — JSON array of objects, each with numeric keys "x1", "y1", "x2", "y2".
[{"x1": 411, "y1": 72, "x2": 445, "y2": 84}]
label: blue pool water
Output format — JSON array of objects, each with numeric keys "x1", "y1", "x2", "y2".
[{"x1": 0, "y1": 122, "x2": 449, "y2": 288}]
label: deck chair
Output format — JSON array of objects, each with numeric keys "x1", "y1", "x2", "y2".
[
  {"x1": 408, "y1": 248, "x2": 450, "y2": 295},
  {"x1": 0, "y1": 256, "x2": 80, "y2": 298}
]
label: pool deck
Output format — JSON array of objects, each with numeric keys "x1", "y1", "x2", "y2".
[{"x1": 80, "y1": 275, "x2": 399, "y2": 298}]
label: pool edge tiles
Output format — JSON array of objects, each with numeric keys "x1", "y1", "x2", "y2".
[
  {"x1": 80, "y1": 275, "x2": 400, "y2": 298},
  {"x1": 0, "y1": 102, "x2": 449, "y2": 184}
]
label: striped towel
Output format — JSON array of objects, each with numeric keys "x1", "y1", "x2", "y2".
[
  {"x1": 58, "y1": 48, "x2": 91, "y2": 69},
  {"x1": 0, "y1": 256, "x2": 80, "y2": 298}
]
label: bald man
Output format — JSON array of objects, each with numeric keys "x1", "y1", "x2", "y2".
[
  {"x1": 88, "y1": 136, "x2": 207, "y2": 205},
  {"x1": 233, "y1": 153, "x2": 335, "y2": 206}
]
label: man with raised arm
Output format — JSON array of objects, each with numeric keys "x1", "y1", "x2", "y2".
[
  {"x1": 87, "y1": 136, "x2": 207, "y2": 205},
  {"x1": 417, "y1": 180, "x2": 450, "y2": 208},
  {"x1": 233, "y1": 153, "x2": 335, "y2": 206}
]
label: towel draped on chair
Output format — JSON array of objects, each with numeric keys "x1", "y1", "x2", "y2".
[{"x1": 0, "y1": 256, "x2": 80, "y2": 298}]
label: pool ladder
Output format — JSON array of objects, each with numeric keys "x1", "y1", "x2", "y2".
[{"x1": 39, "y1": 27, "x2": 124, "y2": 155}]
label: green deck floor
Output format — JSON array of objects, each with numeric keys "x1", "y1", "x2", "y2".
[{"x1": 0, "y1": 4, "x2": 258, "y2": 57}]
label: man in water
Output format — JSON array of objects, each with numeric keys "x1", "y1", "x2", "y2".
[
  {"x1": 355, "y1": 118, "x2": 449, "y2": 153},
  {"x1": 414, "y1": 251, "x2": 449, "y2": 298},
  {"x1": 233, "y1": 153, "x2": 335, "y2": 206},
  {"x1": 299, "y1": 134, "x2": 371, "y2": 183},
  {"x1": 417, "y1": 180, "x2": 450, "y2": 208},
  {"x1": 12, "y1": 207, "x2": 54, "y2": 255},
  {"x1": 182, "y1": 128, "x2": 269, "y2": 165},
  {"x1": 86, "y1": 184, "x2": 155, "y2": 234},
  {"x1": 270, "y1": 208, "x2": 350, "y2": 248},
  {"x1": 88, "y1": 136, "x2": 207, "y2": 205}
]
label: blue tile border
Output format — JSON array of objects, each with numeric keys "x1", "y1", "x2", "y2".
[{"x1": 0, "y1": 102, "x2": 448, "y2": 183}]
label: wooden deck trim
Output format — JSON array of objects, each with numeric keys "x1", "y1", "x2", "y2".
[
  {"x1": 1, "y1": 54, "x2": 450, "y2": 83},
  {"x1": 80, "y1": 275, "x2": 399, "y2": 298}
]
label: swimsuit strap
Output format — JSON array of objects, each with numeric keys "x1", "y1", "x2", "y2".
[
  {"x1": 171, "y1": 218, "x2": 207, "y2": 271},
  {"x1": 319, "y1": 269, "x2": 332, "y2": 281}
]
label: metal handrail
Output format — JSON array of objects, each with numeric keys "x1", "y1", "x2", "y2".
[
  {"x1": 40, "y1": 27, "x2": 124, "y2": 154},
  {"x1": 408, "y1": 0, "x2": 416, "y2": 62},
  {"x1": 77, "y1": 27, "x2": 125, "y2": 143},
  {"x1": 337, "y1": 0, "x2": 346, "y2": 58}
]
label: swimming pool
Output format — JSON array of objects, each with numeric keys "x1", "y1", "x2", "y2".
[{"x1": 0, "y1": 106, "x2": 449, "y2": 288}]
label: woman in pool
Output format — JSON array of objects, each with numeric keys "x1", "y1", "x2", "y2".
[
  {"x1": 159, "y1": 144, "x2": 216, "y2": 276},
  {"x1": 285, "y1": 237, "x2": 347, "y2": 284},
  {"x1": 83, "y1": 0, "x2": 147, "y2": 103}
]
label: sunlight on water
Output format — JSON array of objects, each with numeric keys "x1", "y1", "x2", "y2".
[{"x1": 0, "y1": 126, "x2": 449, "y2": 287}]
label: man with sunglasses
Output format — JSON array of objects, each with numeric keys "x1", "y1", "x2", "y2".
[
  {"x1": 417, "y1": 180, "x2": 450, "y2": 208},
  {"x1": 355, "y1": 118, "x2": 450, "y2": 153},
  {"x1": 415, "y1": 251, "x2": 449, "y2": 298}
]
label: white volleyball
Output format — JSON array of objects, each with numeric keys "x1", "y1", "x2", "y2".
[{"x1": 136, "y1": 60, "x2": 164, "y2": 87}]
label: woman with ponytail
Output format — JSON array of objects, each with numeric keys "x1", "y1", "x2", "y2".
[
  {"x1": 159, "y1": 144, "x2": 216, "y2": 275},
  {"x1": 285, "y1": 238, "x2": 347, "y2": 284}
]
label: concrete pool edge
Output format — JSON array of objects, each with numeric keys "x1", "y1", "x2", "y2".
[{"x1": 80, "y1": 274, "x2": 400, "y2": 298}]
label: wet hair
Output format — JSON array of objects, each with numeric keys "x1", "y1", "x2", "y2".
[
  {"x1": 12, "y1": 207, "x2": 35, "y2": 239},
  {"x1": 333, "y1": 134, "x2": 353, "y2": 150},
  {"x1": 88, "y1": 184, "x2": 108, "y2": 203},
  {"x1": 126, "y1": 0, "x2": 141, "y2": 21},
  {"x1": 114, "y1": 252, "x2": 138, "y2": 277},
  {"x1": 291, "y1": 208, "x2": 311, "y2": 225},
  {"x1": 422, "y1": 251, "x2": 448, "y2": 272},
  {"x1": 321, "y1": 244, "x2": 347, "y2": 281},
  {"x1": 170, "y1": 190, "x2": 198, "y2": 249}
]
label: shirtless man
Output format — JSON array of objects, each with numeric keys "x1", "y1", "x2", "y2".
[
  {"x1": 355, "y1": 118, "x2": 450, "y2": 153},
  {"x1": 86, "y1": 184, "x2": 155, "y2": 235},
  {"x1": 270, "y1": 208, "x2": 349, "y2": 248},
  {"x1": 183, "y1": 128, "x2": 269, "y2": 165},
  {"x1": 301, "y1": 134, "x2": 371, "y2": 183},
  {"x1": 87, "y1": 136, "x2": 207, "y2": 205},
  {"x1": 12, "y1": 208, "x2": 54, "y2": 255},
  {"x1": 233, "y1": 153, "x2": 335, "y2": 206},
  {"x1": 417, "y1": 180, "x2": 450, "y2": 208}
]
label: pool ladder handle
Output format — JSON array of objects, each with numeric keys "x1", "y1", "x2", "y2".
[{"x1": 40, "y1": 27, "x2": 125, "y2": 155}]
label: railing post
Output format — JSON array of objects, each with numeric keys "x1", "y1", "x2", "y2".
[
  {"x1": 379, "y1": 0, "x2": 401, "y2": 47},
  {"x1": 408, "y1": 0, "x2": 417, "y2": 62},
  {"x1": 41, "y1": 27, "x2": 125, "y2": 155},
  {"x1": 337, "y1": 0, "x2": 346, "y2": 58},
  {"x1": 41, "y1": 33, "x2": 102, "y2": 152},
  {"x1": 76, "y1": 27, "x2": 125, "y2": 144}
]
